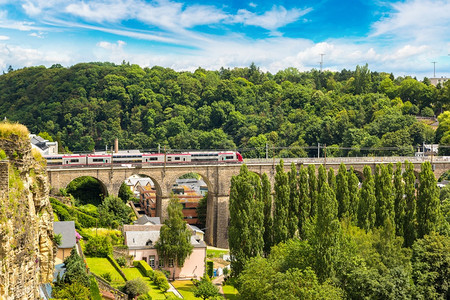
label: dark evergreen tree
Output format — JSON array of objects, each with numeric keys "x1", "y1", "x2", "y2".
[
  {"x1": 274, "y1": 160, "x2": 290, "y2": 244},
  {"x1": 417, "y1": 161, "x2": 440, "y2": 238},
  {"x1": 315, "y1": 180, "x2": 340, "y2": 281},
  {"x1": 288, "y1": 163, "x2": 300, "y2": 238},
  {"x1": 308, "y1": 165, "x2": 318, "y2": 218},
  {"x1": 228, "y1": 164, "x2": 264, "y2": 275},
  {"x1": 347, "y1": 167, "x2": 359, "y2": 223},
  {"x1": 336, "y1": 163, "x2": 350, "y2": 220},
  {"x1": 262, "y1": 173, "x2": 273, "y2": 256},
  {"x1": 298, "y1": 166, "x2": 310, "y2": 237},
  {"x1": 403, "y1": 161, "x2": 417, "y2": 247},
  {"x1": 358, "y1": 166, "x2": 376, "y2": 231},
  {"x1": 393, "y1": 162, "x2": 406, "y2": 236}
]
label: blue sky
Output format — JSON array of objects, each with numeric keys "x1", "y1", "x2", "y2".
[{"x1": 0, "y1": 0, "x2": 449, "y2": 79}]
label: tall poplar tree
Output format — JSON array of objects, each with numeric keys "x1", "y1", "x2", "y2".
[
  {"x1": 228, "y1": 164, "x2": 264, "y2": 275},
  {"x1": 336, "y1": 163, "x2": 350, "y2": 220},
  {"x1": 394, "y1": 162, "x2": 406, "y2": 236},
  {"x1": 358, "y1": 166, "x2": 376, "y2": 231},
  {"x1": 328, "y1": 168, "x2": 336, "y2": 192},
  {"x1": 347, "y1": 167, "x2": 359, "y2": 223},
  {"x1": 274, "y1": 160, "x2": 290, "y2": 245},
  {"x1": 262, "y1": 173, "x2": 273, "y2": 256},
  {"x1": 298, "y1": 166, "x2": 310, "y2": 237},
  {"x1": 375, "y1": 164, "x2": 395, "y2": 229},
  {"x1": 403, "y1": 161, "x2": 417, "y2": 247},
  {"x1": 417, "y1": 161, "x2": 440, "y2": 238},
  {"x1": 155, "y1": 197, "x2": 193, "y2": 269},
  {"x1": 318, "y1": 165, "x2": 327, "y2": 194},
  {"x1": 288, "y1": 163, "x2": 300, "y2": 238},
  {"x1": 308, "y1": 165, "x2": 318, "y2": 218},
  {"x1": 315, "y1": 180, "x2": 340, "y2": 281}
]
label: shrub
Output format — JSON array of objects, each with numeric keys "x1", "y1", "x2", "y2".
[
  {"x1": 84, "y1": 236, "x2": 112, "y2": 257},
  {"x1": 135, "y1": 260, "x2": 154, "y2": 278},
  {"x1": 100, "y1": 272, "x2": 112, "y2": 283},
  {"x1": 137, "y1": 293, "x2": 153, "y2": 300},
  {"x1": 123, "y1": 278, "x2": 150, "y2": 298},
  {"x1": 116, "y1": 256, "x2": 127, "y2": 268},
  {"x1": 107, "y1": 255, "x2": 127, "y2": 281},
  {"x1": 153, "y1": 270, "x2": 169, "y2": 292}
]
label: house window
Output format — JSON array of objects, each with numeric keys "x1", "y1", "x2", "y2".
[
  {"x1": 149, "y1": 256, "x2": 155, "y2": 268},
  {"x1": 142, "y1": 257, "x2": 147, "y2": 263},
  {"x1": 168, "y1": 258, "x2": 174, "y2": 268},
  {"x1": 159, "y1": 259, "x2": 164, "y2": 267}
]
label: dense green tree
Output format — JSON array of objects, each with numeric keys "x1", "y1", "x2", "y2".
[
  {"x1": 327, "y1": 168, "x2": 336, "y2": 192},
  {"x1": 118, "y1": 181, "x2": 134, "y2": 202},
  {"x1": 347, "y1": 167, "x2": 359, "y2": 223},
  {"x1": 358, "y1": 166, "x2": 376, "y2": 231},
  {"x1": 336, "y1": 163, "x2": 350, "y2": 220},
  {"x1": 417, "y1": 161, "x2": 440, "y2": 238},
  {"x1": 288, "y1": 163, "x2": 300, "y2": 238},
  {"x1": 193, "y1": 277, "x2": 220, "y2": 300},
  {"x1": 62, "y1": 248, "x2": 89, "y2": 287},
  {"x1": 315, "y1": 180, "x2": 340, "y2": 281},
  {"x1": 317, "y1": 165, "x2": 327, "y2": 194},
  {"x1": 393, "y1": 162, "x2": 406, "y2": 236},
  {"x1": 403, "y1": 161, "x2": 417, "y2": 247},
  {"x1": 84, "y1": 235, "x2": 113, "y2": 257},
  {"x1": 308, "y1": 165, "x2": 318, "y2": 218},
  {"x1": 228, "y1": 164, "x2": 264, "y2": 275},
  {"x1": 123, "y1": 278, "x2": 150, "y2": 298},
  {"x1": 412, "y1": 233, "x2": 450, "y2": 299},
  {"x1": 375, "y1": 164, "x2": 395, "y2": 230},
  {"x1": 155, "y1": 197, "x2": 193, "y2": 269},
  {"x1": 298, "y1": 166, "x2": 310, "y2": 237},
  {"x1": 274, "y1": 160, "x2": 290, "y2": 245},
  {"x1": 262, "y1": 173, "x2": 273, "y2": 255},
  {"x1": 98, "y1": 195, "x2": 132, "y2": 228}
]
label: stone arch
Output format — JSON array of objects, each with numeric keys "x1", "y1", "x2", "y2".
[
  {"x1": 65, "y1": 175, "x2": 108, "y2": 205},
  {"x1": 348, "y1": 168, "x2": 364, "y2": 182}
]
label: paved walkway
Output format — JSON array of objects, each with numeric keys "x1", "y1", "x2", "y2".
[
  {"x1": 167, "y1": 282, "x2": 183, "y2": 298},
  {"x1": 212, "y1": 275, "x2": 225, "y2": 297}
]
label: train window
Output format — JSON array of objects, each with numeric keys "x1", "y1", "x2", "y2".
[
  {"x1": 226, "y1": 156, "x2": 234, "y2": 159},
  {"x1": 168, "y1": 157, "x2": 172, "y2": 162},
  {"x1": 175, "y1": 157, "x2": 180, "y2": 161},
  {"x1": 149, "y1": 157, "x2": 158, "y2": 161},
  {"x1": 70, "y1": 159, "x2": 79, "y2": 163},
  {"x1": 93, "y1": 158, "x2": 103, "y2": 162}
]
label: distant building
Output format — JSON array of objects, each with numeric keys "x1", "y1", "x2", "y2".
[
  {"x1": 429, "y1": 77, "x2": 449, "y2": 86},
  {"x1": 415, "y1": 144, "x2": 439, "y2": 157},
  {"x1": 30, "y1": 134, "x2": 58, "y2": 155},
  {"x1": 123, "y1": 218, "x2": 206, "y2": 280},
  {"x1": 53, "y1": 221, "x2": 77, "y2": 263}
]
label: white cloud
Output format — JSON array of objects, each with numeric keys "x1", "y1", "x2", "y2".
[
  {"x1": 97, "y1": 40, "x2": 126, "y2": 51},
  {"x1": 0, "y1": 35, "x2": 9, "y2": 40},
  {"x1": 232, "y1": 6, "x2": 312, "y2": 31},
  {"x1": 371, "y1": 0, "x2": 450, "y2": 43}
]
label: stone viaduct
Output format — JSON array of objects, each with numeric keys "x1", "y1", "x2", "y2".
[{"x1": 46, "y1": 156, "x2": 450, "y2": 248}]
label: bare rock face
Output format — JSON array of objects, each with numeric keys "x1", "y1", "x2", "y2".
[{"x1": 0, "y1": 127, "x2": 55, "y2": 300}]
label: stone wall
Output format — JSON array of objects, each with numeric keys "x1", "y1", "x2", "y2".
[{"x1": 0, "y1": 132, "x2": 55, "y2": 299}]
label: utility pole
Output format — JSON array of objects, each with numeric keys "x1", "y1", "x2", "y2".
[
  {"x1": 318, "y1": 143, "x2": 320, "y2": 158},
  {"x1": 432, "y1": 61, "x2": 437, "y2": 77},
  {"x1": 319, "y1": 54, "x2": 325, "y2": 72},
  {"x1": 266, "y1": 143, "x2": 268, "y2": 159}
]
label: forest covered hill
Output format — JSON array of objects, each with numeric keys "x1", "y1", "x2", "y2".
[{"x1": 1, "y1": 62, "x2": 449, "y2": 157}]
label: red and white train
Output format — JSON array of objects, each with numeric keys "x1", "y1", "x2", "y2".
[{"x1": 44, "y1": 150, "x2": 243, "y2": 166}]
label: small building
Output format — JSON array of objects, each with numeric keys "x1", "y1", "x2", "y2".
[
  {"x1": 53, "y1": 221, "x2": 77, "y2": 264},
  {"x1": 124, "y1": 219, "x2": 206, "y2": 280},
  {"x1": 30, "y1": 134, "x2": 58, "y2": 155},
  {"x1": 429, "y1": 77, "x2": 449, "y2": 87}
]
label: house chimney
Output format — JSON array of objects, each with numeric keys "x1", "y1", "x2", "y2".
[{"x1": 114, "y1": 138, "x2": 119, "y2": 153}]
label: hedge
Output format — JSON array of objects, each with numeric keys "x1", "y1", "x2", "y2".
[
  {"x1": 153, "y1": 270, "x2": 170, "y2": 292},
  {"x1": 135, "y1": 260, "x2": 154, "y2": 278},
  {"x1": 207, "y1": 260, "x2": 214, "y2": 278},
  {"x1": 50, "y1": 198, "x2": 97, "y2": 228},
  {"x1": 89, "y1": 276, "x2": 102, "y2": 300},
  {"x1": 107, "y1": 255, "x2": 127, "y2": 281}
]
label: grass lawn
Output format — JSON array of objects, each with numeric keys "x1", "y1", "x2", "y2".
[
  {"x1": 121, "y1": 267, "x2": 172, "y2": 300},
  {"x1": 85, "y1": 257, "x2": 125, "y2": 288},
  {"x1": 171, "y1": 280, "x2": 200, "y2": 300},
  {"x1": 206, "y1": 248, "x2": 229, "y2": 259},
  {"x1": 223, "y1": 285, "x2": 239, "y2": 300}
]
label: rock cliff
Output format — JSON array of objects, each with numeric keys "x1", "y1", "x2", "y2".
[{"x1": 0, "y1": 123, "x2": 55, "y2": 299}]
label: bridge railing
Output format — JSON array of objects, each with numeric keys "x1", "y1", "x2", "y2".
[{"x1": 244, "y1": 156, "x2": 450, "y2": 165}]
